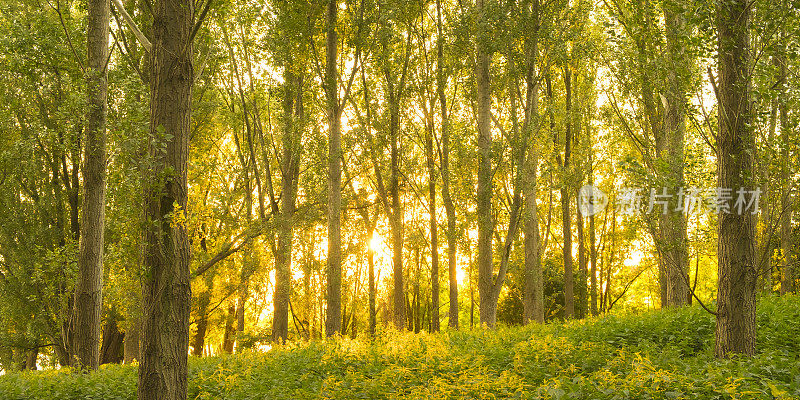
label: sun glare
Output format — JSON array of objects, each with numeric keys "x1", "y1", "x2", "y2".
[
  {"x1": 456, "y1": 265, "x2": 467, "y2": 286},
  {"x1": 369, "y1": 233, "x2": 383, "y2": 253}
]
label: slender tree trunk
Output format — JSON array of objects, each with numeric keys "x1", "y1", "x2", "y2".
[
  {"x1": 523, "y1": 0, "x2": 543, "y2": 324},
  {"x1": 562, "y1": 66, "x2": 574, "y2": 319},
  {"x1": 577, "y1": 199, "x2": 587, "y2": 318},
  {"x1": 191, "y1": 289, "x2": 210, "y2": 357},
  {"x1": 368, "y1": 224, "x2": 377, "y2": 337},
  {"x1": 714, "y1": 0, "x2": 757, "y2": 358},
  {"x1": 73, "y1": 0, "x2": 109, "y2": 371},
  {"x1": 222, "y1": 304, "x2": 236, "y2": 354},
  {"x1": 777, "y1": 41, "x2": 793, "y2": 295},
  {"x1": 138, "y1": 0, "x2": 193, "y2": 397},
  {"x1": 436, "y1": 0, "x2": 458, "y2": 330},
  {"x1": 413, "y1": 248, "x2": 421, "y2": 333},
  {"x1": 275, "y1": 70, "x2": 302, "y2": 343},
  {"x1": 659, "y1": 0, "x2": 690, "y2": 308},
  {"x1": 389, "y1": 79, "x2": 405, "y2": 332},
  {"x1": 589, "y1": 157, "x2": 598, "y2": 316},
  {"x1": 476, "y1": 0, "x2": 495, "y2": 328},
  {"x1": 324, "y1": 0, "x2": 343, "y2": 337},
  {"x1": 426, "y1": 106, "x2": 440, "y2": 332},
  {"x1": 469, "y1": 245, "x2": 474, "y2": 328}
]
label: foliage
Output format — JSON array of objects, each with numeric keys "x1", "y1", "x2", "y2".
[{"x1": 3, "y1": 295, "x2": 799, "y2": 399}]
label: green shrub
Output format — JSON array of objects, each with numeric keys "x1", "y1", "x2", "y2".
[{"x1": 2, "y1": 295, "x2": 798, "y2": 399}]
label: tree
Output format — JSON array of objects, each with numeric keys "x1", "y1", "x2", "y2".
[
  {"x1": 275, "y1": 68, "x2": 303, "y2": 343},
  {"x1": 522, "y1": 0, "x2": 544, "y2": 325},
  {"x1": 72, "y1": 0, "x2": 109, "y2": 370},
  {"x1": 714, "y1": 0, "x2": 757, "y2": 358},
  {"x1": 658, "y1": 0, "x2": 691, "y2": 308},
  {"x1": 375, "y1": 6, "x2": 412, "y2": 331},
  {"x1": 436, "y1": 0, "x2": 459, "y2": 330},
  {"x1": 324, "y1": 0, "x2": 343, "y2": 338},
  {"x1": 425, "y1": 80, "x2": 440, "y2": 333},
  {"x1": 562, "y1": 65, "x2": 575, "y2": 319},
  {"x1": 475, "y1": 0, "x2": 495, "y2": 328},
  {"x1": 776, "y1": 31, "x2": 794, "y2": 295},
  {"x1": 138, "y1": 0, "x2": 197, "y2": 397}
]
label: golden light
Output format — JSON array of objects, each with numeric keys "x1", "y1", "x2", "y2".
[
  {"x1": 456, "y1": 265, "x2": 467, "y2": 286},
  {"x1": 624, "y1": 249, "x2": 644, "y2": 267},
  {"x1": 369, "y1": 233, "x2": 383, "y2": 253}
]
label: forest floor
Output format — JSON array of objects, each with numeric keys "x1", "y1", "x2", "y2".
[{"x1": 1, "y1": 295, "x2": 799, "y2": 399}]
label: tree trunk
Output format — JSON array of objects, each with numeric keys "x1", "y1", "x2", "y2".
[
  {"x1": 275, "y1": 69, "x2": 302, "y2": 343},
  {"x1": 577, "y1": 198, "x2": 587, "y2": 318},
  {"x1": 368, "y1": 224, "x2": 377, "y2": 337},
  {"x1": 436, "y1": 0, "x2": 458, "y2": 330},
  {"x1": 191, "y1": 289, "x2": 210, "y2": 357},
  {"x1": 714, "y1": 0, "x2": 757, "y2": 358},
  {"x1": 389, "y1": 78, "x2": 406, "y2": 332},
  {"x1": 324, "y1": 0, "x2": 343, "y2": 337},
  {"x1": 589, "y1": 157, "x2": 598, "y2": 316},
  {"x1": 777, "y1": 40, "x2": 793, "y2": 295},
  {"x1": 100, "y1": 314, "x2": 125, "y2": 365},
  {"x1": 562, "y1": 66, "x2": 574, "y2": 319},
  {"x1": 138, "y1": 0, "x2": 193, "y2": 397},
  {"x1": 476, "y1": 0, "x2": 495, "y2": 328},
  {"x1": 123, "y1": 318, "x2": 139, "y2": 364},
  {"x1": 25, "y1": 348, "x2": 38, "y2": 371},
  {"x1": 522, "y1": 0, "x2": 543, "y2": 323},
  {"x1": 426, "y1": 102, "x2": 440, "y2": 333},
  {"x1": 659, "y1": 0, "x2": 690, "y2": 308},
  {"x1": 73, "y1": 0, "x2": 109, "y2": 371},
  {"x1": 222, "y1": 304, "x2": 236, "y2": 354}
]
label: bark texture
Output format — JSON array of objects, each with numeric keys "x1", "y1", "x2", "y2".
[
  {"x1": 275, "y1": 70, "x2": 302, "y2": 342},
  {"x1": 658, "y1": 0, "x2": 690, "y2": 308},
  {"x1": 100, "y1": 314, "x2": 125, "y2": 365},
  {"x1": 138, "y1": 0, "x2": 194, "y2": 397},
  {"x1": 476, "y1": 0, "x2": 496, "y2": 328},
  {"x1": 123, "y1": 319, "x2": 140, "y2": 364},
  {"x1": 427, "y1": 115, "x2": 440, "y2": 332},
  {"x1": 73, "y1": 0, "x2": 109, "y2": 371},
  {"x1": 436, "y1": 0, "x2": 458, "y2": 330},
  {"x1": 714, "y1": 0, "x2": 757, "y2": 358},
  {"x1": 324, "y1": 0, "x2": 342, "y2": 337},
  {"x1": 523, "y1": 0, "x2": 543, "y2": 324},
  {"x1": 562, "y1": 66, "x2": 574, "y2": 319},
  {"x1": 777, "y1": 42, "x2": 794, "y2": 295}
]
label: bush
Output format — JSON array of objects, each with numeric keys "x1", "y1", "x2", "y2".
[{"x1": 2, "y1": 295, "x2": 799, "y2": 399}]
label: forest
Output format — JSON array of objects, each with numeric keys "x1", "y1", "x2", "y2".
[{"x1": 0, "y1": 0, "x2": 798, "y2": 398}]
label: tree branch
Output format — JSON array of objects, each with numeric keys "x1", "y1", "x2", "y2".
[{"x1": 111, "y1": 0, "x2": 152, "y2": 52}]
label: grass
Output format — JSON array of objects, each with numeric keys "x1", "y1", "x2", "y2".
[{"x1": 1, "y1": 295, "x2": 799, "y2": 399}]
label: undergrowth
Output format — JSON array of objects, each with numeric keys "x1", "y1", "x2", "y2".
[{"x1": 1, "y1": 295, "x2": 798, "y2": 399}]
